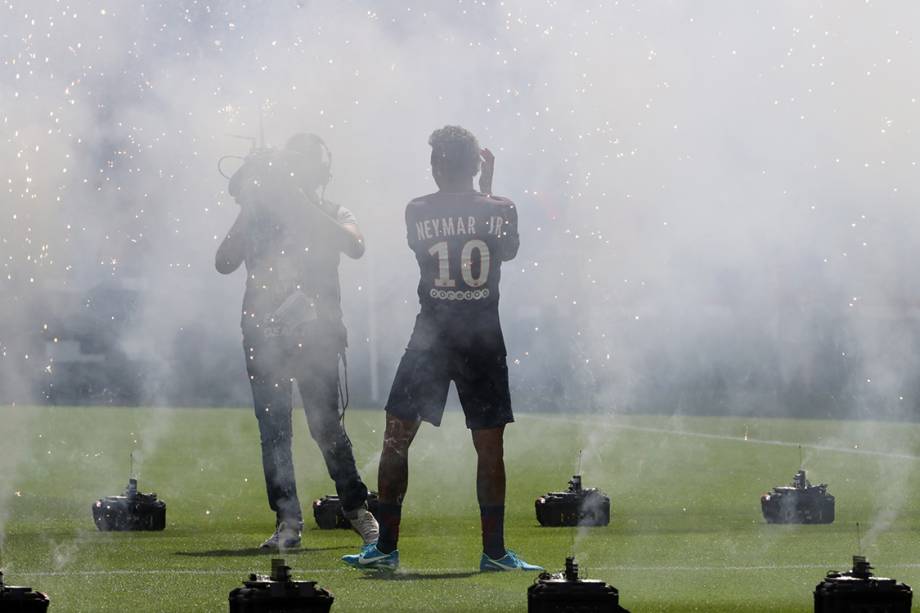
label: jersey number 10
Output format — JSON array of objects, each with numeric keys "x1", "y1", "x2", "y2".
[{"x1": 428, "y1": 240, "x2": 490, "y2": 288}]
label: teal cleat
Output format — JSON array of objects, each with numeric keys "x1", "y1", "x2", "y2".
[
  {"x1": 342, "y1": 542, "x2": 399, "y2": 571},
  {"x1": 480, "y1": 550, "x2": 543, "y2": 572}
]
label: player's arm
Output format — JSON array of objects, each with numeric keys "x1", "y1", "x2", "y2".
[
  {"x1": 478, "y1": 148, "x2": 519, "y2": 260},
  {"x1": 215, "y1": 208, "x2": 249, "y2": 274},
  {"x1": 498, "y1": 201, "x2": 520, "y2": 261},
  {"x1": 479, "y1": 148, "x2": 494, "y2": 195}
]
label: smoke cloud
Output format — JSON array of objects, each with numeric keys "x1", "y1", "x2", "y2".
[
  {"x1": 2, "y1": 0, "x2": 919, "y2": 577},
  {"x1": 3, "y1": 1, "x2": 919, "y2": 418}
]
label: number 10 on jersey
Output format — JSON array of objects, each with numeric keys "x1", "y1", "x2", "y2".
[{"x1": 429, "y1": 240, "x2": 490, "y2": 288}]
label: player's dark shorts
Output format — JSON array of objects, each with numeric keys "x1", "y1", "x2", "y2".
[{"x1": 385, "y1": 348, "x2": 514, "y2": 430}]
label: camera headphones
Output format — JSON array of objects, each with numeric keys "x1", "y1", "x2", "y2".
[{"x1": 285, "y1": 132, "x2": 332, "y2": 189}]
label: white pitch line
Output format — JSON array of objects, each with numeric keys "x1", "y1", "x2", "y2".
[
  {"x1": 526, "y1": 415, "x2": 920, "y2": 461},
  {"x1": 11, "y1": 563, "x2": 920, "y2": 578}
]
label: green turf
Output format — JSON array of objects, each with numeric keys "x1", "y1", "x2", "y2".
[{"x1": 2, "y1": 406, "x2": 920, "y2": 612}]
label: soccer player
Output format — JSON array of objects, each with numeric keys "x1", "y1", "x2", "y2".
[
  {"x1": 343, "y1": 126, "x2": 542, "y2": 571},
  {"x1": 216, "y1": 133, "x2": 378, "y2": 549}
]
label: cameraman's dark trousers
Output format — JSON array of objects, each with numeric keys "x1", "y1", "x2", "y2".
[{"x1": 244, "y1": 326, "x2": 368, "y2": 526}]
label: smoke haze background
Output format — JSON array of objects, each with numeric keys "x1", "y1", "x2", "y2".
[
  {"x1": 2, "y1": 1, "x2": 920, "y2": 416},
  {"x1": 2, "y1": 0, "x2": 920, "y2": 587}
]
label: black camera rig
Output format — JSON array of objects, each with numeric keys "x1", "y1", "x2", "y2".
[{"x1": 219, "y1": 117, "x2": 333, "y2": 209}]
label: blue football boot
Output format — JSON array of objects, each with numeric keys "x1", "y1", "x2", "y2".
[
  {"x1": 480, "y1": 550, "x2": 543, "y2": 572},
  {"x1": 342, "y1": 542, "x2": 399, "y2": 570}
]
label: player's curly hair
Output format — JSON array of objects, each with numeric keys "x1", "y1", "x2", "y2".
[{"x1": 429, "y1": 125, "x2": 480, "y2": 180}]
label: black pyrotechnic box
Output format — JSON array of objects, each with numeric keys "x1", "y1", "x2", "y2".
[
  {"x1": 312, "y1": 491, "x2": 378, "y2": 530},
  {"x1": 92, "y1": 477, "x2": 166, "y2": 531},
  {"x1": 761, "y1": 469, "x2": 834, "y2": 524},
  {"x1": 814, "y1": 555, "x2": 912, "y2": 612},
  {"x1": 535, "y1": 475, "x2": 610, "y2": 527},
  {"x1": 527, "y1": 556, "x2": 629, "y2": 613},
  {"x1": 228, "y1": 558, "x2": 334, "y2": 613},
  {"x1": 0, "y1": 571, "x2": 50, "y2": 612}
]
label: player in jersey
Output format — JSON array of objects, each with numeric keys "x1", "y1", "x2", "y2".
[{"x1": 343, "y1": 125, "x2": 542, "y2": 572}]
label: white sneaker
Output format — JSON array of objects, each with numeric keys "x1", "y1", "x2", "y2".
[
  {"x1": 259, "y1": 520, "x2": 302, "y2": 550},
  {"x1": 344, "y1": 506, "x2": 379, "y2": 544}
]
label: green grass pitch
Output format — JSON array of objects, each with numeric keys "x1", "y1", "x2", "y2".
[{"x1": 2, "y1": 405, "x2": 920, "y2": 612}]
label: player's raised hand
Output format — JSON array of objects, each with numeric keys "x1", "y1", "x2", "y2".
[{"x1": 479, "y1": 148, "x2": 495, "y2": 195}]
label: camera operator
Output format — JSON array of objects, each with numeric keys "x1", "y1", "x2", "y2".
[{"x1": 216, "y1": 133, "x2": 378, "y2": 549}]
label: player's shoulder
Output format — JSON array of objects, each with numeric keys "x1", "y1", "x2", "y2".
[
  {"x1": 484, "y1": 193, "x2": 515, "y2": 205},
  {"x1": 483, "y1": 193, "x2": 517, "y2": 213},
  {"x1": 407, "y1": 192, "x2": 439, "y2": 206},
  {"x1": 405, "y1": 192, "x2": 439, "y2": 215}
]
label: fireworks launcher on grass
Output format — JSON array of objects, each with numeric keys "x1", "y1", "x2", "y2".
[
  {"x1": 313, "y1": 492, "x2": 379, "y2": 530},
  {"x1": 92, "y1": 454, "x2": 166, "y2": 531},
  {"x1": 814, "y1": 555, "x2": 912, "y2": 612},
  {"x1": 535, "y1": 475, "x2": 611, "y2": 527},
  {"x1": 0, "y1": 570, "x2": 50, "y2": 612},
  {"x1": 527, "y1": 556, "x2": 629, "y2": 612},
  {"x1": 228, "y1": 558, "x2": 334, "y2": 613},
  {"x1": 761, "y1": 469, "x2": 835, "y2": 524}
]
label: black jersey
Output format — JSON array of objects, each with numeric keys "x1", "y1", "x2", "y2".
[{"x1": 404, "y1": 190, "x2": 519, "y2": 352}]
